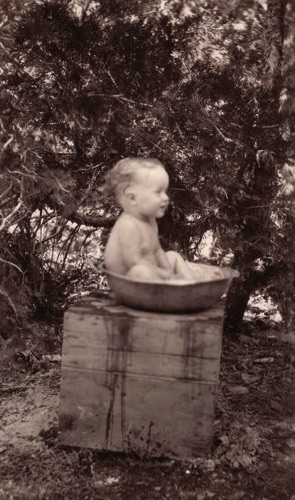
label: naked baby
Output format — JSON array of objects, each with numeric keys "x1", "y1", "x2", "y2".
[{"x1": 104, "y1": 157, "x2": 197, "y2": 282}]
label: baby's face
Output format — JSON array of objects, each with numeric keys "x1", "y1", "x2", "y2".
[{"x1": 131, "y1": 167, "x2": 169, "y2": 220}]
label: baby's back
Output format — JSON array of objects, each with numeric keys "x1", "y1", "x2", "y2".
[{"x1": 104, "y1": 219, "x2": 127, "y2": 275}]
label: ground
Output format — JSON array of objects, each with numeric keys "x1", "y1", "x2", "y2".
[{"x1": 0, "y1": 321, "x2": 295, "y2": 500}]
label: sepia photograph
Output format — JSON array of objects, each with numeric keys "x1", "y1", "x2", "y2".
[{"x1": 0, "y1": 1, "x2": 294, "y2": 498}]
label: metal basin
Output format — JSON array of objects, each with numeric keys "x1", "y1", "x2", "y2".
[{"x1": 103, "y1": 263, "x2": 239, "y2": 313}]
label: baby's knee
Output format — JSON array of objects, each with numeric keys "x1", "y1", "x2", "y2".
[
  {"x1": 166, "y1": 250, "x2": 178, "y2": 260},
  {"x1": 166, "y1": 250, "x2": 183, "y2": 266}
]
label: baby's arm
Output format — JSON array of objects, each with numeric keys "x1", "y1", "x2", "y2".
[
  {"x1": 118, "y1": 224, "x2": 146, "y2": 269},
  {"x1": 155, "y1": 247, "x2": 174, "y2": 273},
  {"x1": 165, "y1": 250, "x2": 196, "y2": 280},
  {"x1": 118, "y1": 219, "x2": 172, "y2": 280}
]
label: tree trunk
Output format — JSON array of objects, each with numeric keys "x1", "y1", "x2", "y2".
[{"x1": 224, "y1": 270, "x2": 257, "y2": 336}]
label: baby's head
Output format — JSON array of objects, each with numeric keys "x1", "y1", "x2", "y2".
[{"x1": 103, "y1": 157, "x2": 166, "y2": 206}]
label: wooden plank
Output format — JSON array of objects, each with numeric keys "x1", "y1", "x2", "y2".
[
  {"x1": 59, "y1": 369, "x2": 215, "y2": 459},
  {"x1": 62, "y1": 350, "x2": 220, "y2": 383},
  {"x1": 63, "y1": 314, "x2": 222, "y2": 359}
]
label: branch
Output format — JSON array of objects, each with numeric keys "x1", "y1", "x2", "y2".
[
  {"x1": 204, "y1": 113, "x2": 244, "y2": 147},
  {"x1": 214, "y1": 125, "x2": 235, "y2": 143},
  {"x1": 0, "y1": 288, "x2": 18, "y2": 320},
  {"x1": 0, "y1": 197, "x2": 23, "y2": 231},
  {"x1": 0, "y1": 257, "x2": 23, "y2": 275},
  {"x1": 47, "y1": 195, "x2": 116, "y2": 228},
  {"x1": 80, "y1": 0, "x2": 92, "y2": 24},
  {"x1": 0, "y1": 182, "x2": 13, "y2": 202}
]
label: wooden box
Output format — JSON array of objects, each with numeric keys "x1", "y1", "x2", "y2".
[{"x1": 59, "y1": 295, "x2": 225, "y2": 460}]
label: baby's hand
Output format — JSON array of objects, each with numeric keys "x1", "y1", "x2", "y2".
[{"x1": 157, "y1": 268, "x2": 174, "y2": 280}]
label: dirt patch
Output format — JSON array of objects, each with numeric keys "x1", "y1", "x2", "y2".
[
  {"x1": 0, "y1": 370, "x2": 60, "y2": 455},
  {"x1": 0, "y1": 329, "x2": 295, "y2": 500}
]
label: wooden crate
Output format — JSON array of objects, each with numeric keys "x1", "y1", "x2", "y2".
[{"x1": 59, "y1": 295, "x2": 225, "y2": 460}]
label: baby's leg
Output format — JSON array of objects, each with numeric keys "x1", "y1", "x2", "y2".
[
  {"x1": 126, "y1": 264, "x2": 162, "y2": 281},
  {"x1": 165, "y1": 250, "x2": 195, "y2": 280}
]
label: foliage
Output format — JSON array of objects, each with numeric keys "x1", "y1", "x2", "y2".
[
  {"x1": 269, "y1": 0, "x2": 295, "y2": 329},
  {"x1": 0, "y1": 0, "x2": 293, "y2": 338}
]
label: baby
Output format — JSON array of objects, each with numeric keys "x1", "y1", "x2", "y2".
[{"x1": 103, "y1": 157, "x2": 196, "y2": 282}]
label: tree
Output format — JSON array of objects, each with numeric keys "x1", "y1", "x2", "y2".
[
  {"x1": 271, "y1": 0, "x2": 295, "y2": 330},
  {"x1": 224, "y1": 0, "x2": 288, "y2": 333}
]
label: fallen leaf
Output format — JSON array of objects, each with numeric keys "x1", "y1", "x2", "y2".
[
  {"x1": 241, "y1": 373, "x2": 260, "y2": 384},
  {"x1": 270, "y1": 400, "x2": 281, "y2": 412},
  {"x1": 254, "y1": 357, "x2": 274, "y2": 363},
  {"x1": 228, "y1": 386, "x2": 249, "y2": 394}
]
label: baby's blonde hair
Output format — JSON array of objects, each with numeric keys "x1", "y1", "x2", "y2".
[{"x1": 103, "y1": 157, "x2": 165, "y2": 201}]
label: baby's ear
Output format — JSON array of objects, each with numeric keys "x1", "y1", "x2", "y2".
[{"x1": 124, "y1": 186, "x2": 136, "y2": 201}]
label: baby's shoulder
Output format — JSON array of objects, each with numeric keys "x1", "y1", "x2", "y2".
[{"x1": 115, "y1": 213, "x2": 140, "y2": 233}]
